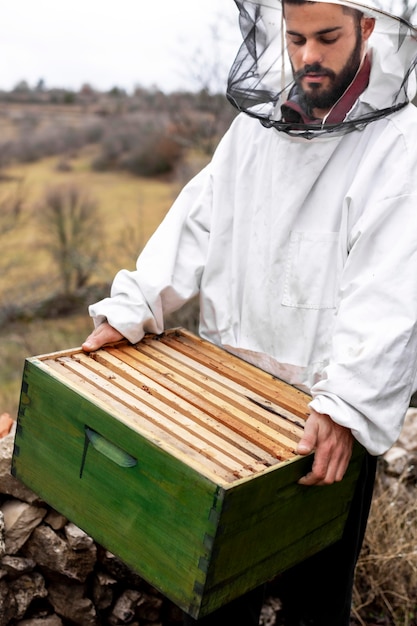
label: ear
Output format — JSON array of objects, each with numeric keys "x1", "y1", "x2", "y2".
[{"x1": 361, "y1": 17, "x2": 375, "y2": 42}]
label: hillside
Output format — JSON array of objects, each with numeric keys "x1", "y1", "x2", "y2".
[{"x1": 0, "y1": 91, "x2": 223, "y2": 421}]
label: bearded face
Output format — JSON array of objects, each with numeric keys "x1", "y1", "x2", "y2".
[
  {"x1": 284, "y1": 2, "x2": 372, "y2": 117},
  {"x1": 293, "y1": 25, "x2": 363, "y2": 112}
]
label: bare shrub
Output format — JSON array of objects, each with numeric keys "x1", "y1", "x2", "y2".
[
  {"x1": 13, "y1": 120, "x2": 105, "y2": 163},
  {"x1": 92, "y1": 116, "x2": 183, "y2": 177},
  {"x1": 167, "y1": 93, "x2": 237, "y2": 155},
  {"x1": 0, "y1": 180, "x2": 29, "y2": 300},
  {"x1": 353, "y1": 465, "x2": 417, "y2": 625},
  {"x1": 38, "y1": 183, "x2": 103, "y2": 296},
  {"x1": 0, "y1": 179, "x2": 26, "y2": 236},
  {"x1": 0, "y1": 140, "x2": 15, "y2": 170},
  {"x1": 1, "y1": 111, "x2": 105, "y2": 168}
]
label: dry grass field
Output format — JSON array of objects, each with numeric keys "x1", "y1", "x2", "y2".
[
  {"x1": 1, "y1": 148, "x2": 183, "y2": 305},
  {"x1": 0, "y1": 142, "x2": 206, "y2": 421}
]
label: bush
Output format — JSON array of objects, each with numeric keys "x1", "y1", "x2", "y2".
[
  {"x1": 353, "y1": 464, "x2": 417, "y2": 625},
  {"x1": 38, "y1": 183, "x2": 103, "y2": 296},
  {"x1": 92, "y1": 116, "x2": 183, "y2": 177},
  {"x1": 13, "y1": 120, "x2": 105, "y2": 163}
]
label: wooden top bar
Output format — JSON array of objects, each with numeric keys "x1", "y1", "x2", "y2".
[{"x1": 36, "y1": 328, "x2": 311, "y2": 484}]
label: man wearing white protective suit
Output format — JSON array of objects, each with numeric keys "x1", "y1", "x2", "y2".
[{"x1": 83, "y1": 0, "x2": 417, "y2": 623}]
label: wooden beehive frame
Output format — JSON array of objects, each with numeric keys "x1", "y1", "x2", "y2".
[{"x1": 36, "y1": 328, "x2": 310, "y2": 485}]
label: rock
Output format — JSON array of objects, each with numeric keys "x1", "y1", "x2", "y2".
[
  {"x1": 64, "y1": 522, "x2": 94, "y2": 550},
  {"x1": 92, "y1": 570, "x2": 118, "y2": 611},
  {"x1": 2, "y1": 500, "x2": 47, "y2": 554},
  {"x1": 99, "y1": 550, "x2": 145, "y2": 587},
  {"x1": 136, "y1": 592, "x2": 163, "y2": 621},
  {"x1": 108, "y1": 589, "x2": 143, "y2": 625},
  {"x1": 0, "y1": 509, "x2": 5, "y2": 557},
  {"x1": 383, "y1": 446, "x2": 410, "y2": 477},
  {"x1": 398, "y1": 408, "x2": 417, "y2": 451},
  {"x1": 23, "y1": 524, "x2": 96, "y2": 583},
  {"x1": 48, "y1": 581, "x2": 98, "y2": 626},
  {"x1": 44, "y1": 510, "x2": 67, "y2": 531},
  {"x1": 9, "y1": 572, "x2": 48, "y2": 619},
  {"x1": 16, "y1": 616, "x2": 64, "y2": 626},
  {"x1": 0, "y1": 577, "x2": 18, "y2": 624},
  {"x1": 261, "y1": 596, "x2": 280, "y2": 626},
  {"x1": 0, "y1": 555, "x2": 36, "y2": 579},
  {"x1": 0, "y1": 425, "x2": 40, "y2": 503}
]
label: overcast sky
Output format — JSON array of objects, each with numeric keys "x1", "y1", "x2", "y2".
[{"x1": 0, "y1": 0, "x2": 241, "y2": 93}]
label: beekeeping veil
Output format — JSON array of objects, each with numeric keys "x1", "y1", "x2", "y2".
[{"x1": 227, "y1": 0, "x2": 417, "y2": 137}]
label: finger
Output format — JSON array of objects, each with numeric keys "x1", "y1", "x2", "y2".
[
  {"x1": 82, "y1": 324, "x2": 124, "y2": 352},
  {"x1": 297, "y1": 416, "x2": 319, "y2": 456},
  {"x1": 298, "y1": 448, "x2": 332, "y2": 486},
  {"x1": 298, "y1": 433, "x2": 353, "y2": 486}
]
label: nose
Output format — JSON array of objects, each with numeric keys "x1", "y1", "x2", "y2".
[{"x1": 301, "y1": 39, "x2": 324, "y2": 66}]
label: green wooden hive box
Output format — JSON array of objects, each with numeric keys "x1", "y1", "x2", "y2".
[{"x1": 12, "y1": 328, "x2": 364, "y2": 619}]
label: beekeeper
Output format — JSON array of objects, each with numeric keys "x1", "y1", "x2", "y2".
[{"x1": 83, "y1": 0, "x2": 417, "y2": 623}]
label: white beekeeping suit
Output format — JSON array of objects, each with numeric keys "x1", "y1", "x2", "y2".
[{"x1": 89, "y1": 0, "x2": 417, "y2": 457}]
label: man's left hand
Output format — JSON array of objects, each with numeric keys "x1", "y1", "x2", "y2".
[{"x1": 297, "y1": 409, "x2": 354, "y2": 486}]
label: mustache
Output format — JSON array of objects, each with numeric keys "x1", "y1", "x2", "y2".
[{"x1": 294, "y1": 63, "x2": 336, "y2": 81}]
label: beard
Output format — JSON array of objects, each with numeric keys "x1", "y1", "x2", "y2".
[{"x1": 293, "y1": 29, "x2": 363, "y2": 112}]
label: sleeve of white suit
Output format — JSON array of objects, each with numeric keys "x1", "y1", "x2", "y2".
[
  {"x1": 310, "y1": 188, "x2": 417, "y2": 455},
  {"x1": 88, "y1": 165, "x2": 213, "y2": 344}
]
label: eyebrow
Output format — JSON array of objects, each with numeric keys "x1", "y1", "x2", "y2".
[{"x1": 286, "y1": 26, "x2": 343, "y2": 37}]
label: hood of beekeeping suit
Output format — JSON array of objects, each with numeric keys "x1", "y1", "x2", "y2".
[{"x1": 226, "y1": 0, "x2": 417, "y2": 138}]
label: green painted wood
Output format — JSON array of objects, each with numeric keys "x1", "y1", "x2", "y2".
[
  {"x1": 199, "y1": 516, "x2": 349, "y2": 616},
  {"x1": 13, "y1": 359, "x2": 221, "y2": 617},
  {"x1": 12, "y1": 348, "x2": 364, "y2": 619},
  {"x1": 193, "y1": 444, "x2": 364, "y2": 615},
  {"x1": 204, "y1": 445, "x2": 364, "y2": 589}
]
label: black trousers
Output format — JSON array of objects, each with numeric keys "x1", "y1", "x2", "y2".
[{"x1": 183, "y1": 452, "x2": 377, "y2": 626}]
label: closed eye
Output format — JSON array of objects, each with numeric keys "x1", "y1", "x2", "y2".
[
  {"x1": 288, "y1": 36, "x2": 306, "y2": 46},
  {"x1": 288, "y1": 34, "x2": 340, "y2": 46},
  {"x1": 319, "y1": 35, "x2": 340, "y2": 44}
]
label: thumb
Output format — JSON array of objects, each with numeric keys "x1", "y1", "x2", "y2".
[
  {"x1": 82, "y1": 323, "x2": 123, "y2": 352},
  {"x1": 297, "y1": 415, "x2": 319, "y2": 456}
]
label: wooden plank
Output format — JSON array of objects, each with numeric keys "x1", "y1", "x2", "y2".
[
  {"x1": 44, "y1": 358, "x2": 236, "y2": 483},
  {"x1": 166, "y1": 330, "x2": 309, "y2": 411},
  {"x1": 31, "y1": 346, "x2": 85, "y2": 361},
  {"x1": 72, "y1": 352, "x2": 272, "y2": 474},
  {"x1": 105, "y1": 346, "x2": 293, "y2": 460},
  {"x1": 117, "y1": 343, "x2": 300, "y2": 451},
  {"x1": 163, "y1": 330, "x2": 310, "y2": 418},
  {"x1": 206, "y1": 446, "x2": 365, "y2": 585},
  {"x1": 56, "y1": 356, "x2": 257, "y2": 479},
  {"x1": 132, "y1": 340, "x2": 304, "y2": 440},
  {"x1": 81, "y1": 351, "x2": 278, "y2": 468}
]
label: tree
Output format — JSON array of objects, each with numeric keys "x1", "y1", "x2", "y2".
[{"x1": 39, "y1": 183, "x2": 103, "y2": 295}]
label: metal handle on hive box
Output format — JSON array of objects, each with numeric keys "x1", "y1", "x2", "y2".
[{"x1": 79, "y1": 426, "x2": 138, "y2": 478}]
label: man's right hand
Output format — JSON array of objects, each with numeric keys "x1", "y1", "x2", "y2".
[{"x1": 82, "y1": 322, "x2": 124, "y2": 352}]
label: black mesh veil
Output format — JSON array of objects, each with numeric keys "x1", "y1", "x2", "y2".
[{"x1": 226, "y1": 0, "x2": 417, "y2": 138}]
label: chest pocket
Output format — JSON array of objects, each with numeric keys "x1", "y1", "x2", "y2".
[{"x1": 282, "y1": 231, "x2": 340, "y2": 309}]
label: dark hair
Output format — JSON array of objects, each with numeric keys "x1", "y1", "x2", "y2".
[{"x1": 281, "y1": 0, "x2": 363, "y2": 24}]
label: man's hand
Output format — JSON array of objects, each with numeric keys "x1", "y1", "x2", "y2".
[
  {"x1": 297, "y1": 409, "x2": 354, "y2": 486},
  {"x1": 82, "y1": 322, "x2": 124, "y2": 352}
]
